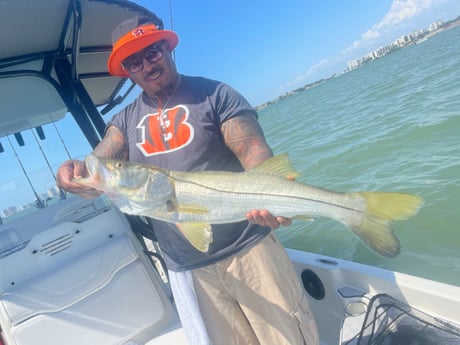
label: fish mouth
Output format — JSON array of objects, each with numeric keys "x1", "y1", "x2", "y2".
[
  {"x1": 72, "y1": 155, "x2": 101, "y2": 188},
  {"x1": 71, "y1": 154, "x2": 101, "y2": 188},
  {"x1": 84, "y1": 154, "x2": 100, "y2": 177},
  {"x1": 83, "y1": 154, "x2": 112, "y2": 186}
]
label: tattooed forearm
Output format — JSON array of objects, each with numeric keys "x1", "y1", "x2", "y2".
[
  {"x1": 222, "y1": 113, "x2": 273, "y2": 169},
  {"x1": 92, "y1": 126, "x2": 129, "y2": 160}
]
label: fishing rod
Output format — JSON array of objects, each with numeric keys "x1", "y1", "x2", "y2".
[
  {"x1": 168, "y1": 0, "x2": 174, "y2": 31},
  {"x1": 31, "y1": 127, "x2": 67, "y2": 199},
  {"x1": 167, "y1": 0, "x2": 176, "y2": 61},
  {"x1": 52, "y1": 121, "x2": 72, "y2": 159},
  {"x1": 31, "y1": 128, "x2": 56, "y2": 180},
  {"x1": 6, "y1": 135, "x2": 46, "y2": 209}
]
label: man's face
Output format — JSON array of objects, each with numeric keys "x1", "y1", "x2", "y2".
[{"x1": 122, "y1": 40, "x2": 177, "y2": 97}]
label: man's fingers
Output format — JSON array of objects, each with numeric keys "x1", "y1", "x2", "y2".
[{"x1": 246, "y1": 210, "x2": 291, "y2": 230}]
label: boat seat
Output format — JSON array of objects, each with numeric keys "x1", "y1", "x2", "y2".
[{"x1": 0, "y1": 197, "x2": 184, "y2": 345}]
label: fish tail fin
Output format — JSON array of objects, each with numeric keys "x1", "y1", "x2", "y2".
[{"x1": 349, "y1": 192, "x2": 423, "y2": 257}]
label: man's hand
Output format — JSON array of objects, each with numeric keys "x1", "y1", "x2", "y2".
[
  {"x1": 246, "y1": 209, "x2": 292, "y2": 230},
  {"x1": 56, "y1": 126, "x2": 128, "y2": 199},
  {"x1": 56, "y1": 159, "x2": 101, "y2": 199}
]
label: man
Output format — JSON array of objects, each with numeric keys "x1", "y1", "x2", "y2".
[{"x1": 57, "y1": 16, "x2": 318, "y2": 345}]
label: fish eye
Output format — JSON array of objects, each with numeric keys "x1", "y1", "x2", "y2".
[{"x1": 115, "y1": 162, "x2": 124, "y2": 168}]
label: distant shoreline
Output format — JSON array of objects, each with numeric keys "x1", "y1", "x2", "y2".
[{"x1": 256, "y1": 15, "x2": 460, "y2": 112}]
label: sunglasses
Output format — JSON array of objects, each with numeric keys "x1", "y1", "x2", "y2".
[{"x1": 122, "y1": 41, "x2": 165, "y2": 74}]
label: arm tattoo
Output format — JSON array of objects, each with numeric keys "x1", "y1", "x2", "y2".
[
  {"x1": 221, "y1": 113, "x2": 273, "y2": 169},
  {"x1": 92, "y1": 126, "x2": 129, "y2": 160}
]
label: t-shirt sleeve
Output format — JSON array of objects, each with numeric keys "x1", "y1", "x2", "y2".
[
  {"x1": 210, "y1": 82, "x2": 258, "y2": 125},
  {"x1": 106, "y1": 98, "x2": 138, "y2": 139}
]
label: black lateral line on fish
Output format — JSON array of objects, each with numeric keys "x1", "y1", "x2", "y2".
[{"x1": 172, "y1": 176, "x2": 364, "y2": 214}]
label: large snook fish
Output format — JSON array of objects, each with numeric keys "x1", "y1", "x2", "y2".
[{"x1": 74, "y1": 154, "x2": 423, "y2": 257}]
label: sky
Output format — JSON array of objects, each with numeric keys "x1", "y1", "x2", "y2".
[
  {"x1": 137, "y1": 0, "x2": 460, "y2": 105},
  {"x1": 1, "y1": 0, "x2": 460, "y2": 212}
]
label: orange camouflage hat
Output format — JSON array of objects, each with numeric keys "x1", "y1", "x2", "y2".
[{"x1": 108, "y1": 16, "x2": 178, "y2": 77}]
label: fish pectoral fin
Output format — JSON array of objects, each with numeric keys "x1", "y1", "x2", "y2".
[
  {"x1": 249, "y1": 154, "x2": 300, "y2": 180},
  {"x1": 176, "y1": 204, "x2": 209, "y2": 215},
  {"x1": 291, "y1": 215, "x2": 314, "y2": 221},
  {"x1": 177, "y1": 222, "x2": 213, "y2": 252}
]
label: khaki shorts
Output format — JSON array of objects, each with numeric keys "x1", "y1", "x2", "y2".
[{"x1": 191, "y1": 232, "x2": 319, "y2": 345}]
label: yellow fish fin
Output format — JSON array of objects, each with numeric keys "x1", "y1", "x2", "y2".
[
  {"x1": 291, "y1": 215, "x2": 314, "y2": 221},
  {"x1": 176, "y1": 204, "x2": 209, "y2": 214},
  {"x1": 249, "y1": 154, "x2": 300, "y2": 180},
  {"x1": 358, "y1": 192, "x2": 424, "y2": 221},
  {"x1": 177, "y1": 222, "x2": 213, "y2": 252},
  {"x1": 349, "y1": 192, "x2": 423, "y2": 258}
]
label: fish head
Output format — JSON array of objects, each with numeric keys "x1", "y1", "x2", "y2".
[
  {"x1": 75, "y1": 155, "x2": 174, "y2": 203},
  {"x1": 75, "y1": 154, "x2": 147, "y2": 195}
]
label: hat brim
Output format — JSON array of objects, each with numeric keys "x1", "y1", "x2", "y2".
[{"x1": 107, "y1": 30, "x2": 178, "y2": 77}]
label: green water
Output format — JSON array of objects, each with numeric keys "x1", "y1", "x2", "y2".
[{"x1": 259, "y1": 25, "x2": 460, "y2": 287}]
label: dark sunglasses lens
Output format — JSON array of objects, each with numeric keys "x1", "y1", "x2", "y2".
[
  {"x1": 144, "y1": 45, "x2": 162, "y2": 62},
  {"x1": 122, "y1": 43, "x2": 163, "y2": 73},
  {"x1": 124, "y1": 55, "x2": 143, "y2": 73}
]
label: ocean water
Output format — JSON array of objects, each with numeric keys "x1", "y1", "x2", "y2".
[{"x1": 259, "y1": 25, "x2": 460, "y2": 287}]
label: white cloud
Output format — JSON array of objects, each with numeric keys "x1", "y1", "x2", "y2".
[
  {"x1": 362, "y1": 29, "x2": 381, "y2": 41},
  {"x1": 366, "y1": 0, "x2": 432, "y2": 40},
  {"x1": 278, "y1": 58, "x2": 333, "y2": 92},
  {"x1": 380, "y1": 0, "x2": 433, "y2": 27}
]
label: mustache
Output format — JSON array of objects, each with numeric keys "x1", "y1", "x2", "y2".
[{"x1": 144, "y1": 68, "x2": 162, "y2": 79}]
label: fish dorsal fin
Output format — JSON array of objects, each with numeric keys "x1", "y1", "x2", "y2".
[
  {"x1": 177, "y1": 222, "x2": 213, "y2": 252},
  {"x1": 249, "y1": 154, "x2": 300, "y2": 180}
]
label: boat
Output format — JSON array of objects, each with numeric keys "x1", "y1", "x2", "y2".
[
  {"x1": 416, "y1": 36, "x2": 429, "y2": 44},
  {"x1": 1, "y1": 1, "x2": 460, "y2": 344}
]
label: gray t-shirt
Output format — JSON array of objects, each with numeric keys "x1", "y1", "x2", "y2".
[{"x1": 108, "y1": 75, "x2": 270, "y2": 271}]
